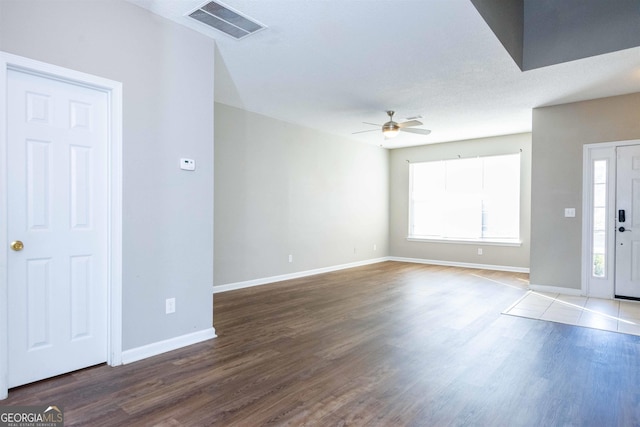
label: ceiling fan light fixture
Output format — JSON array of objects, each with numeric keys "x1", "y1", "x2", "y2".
[
  {"x1": 382, "y1": 123, "x2": 400, "y2": 138},
  {"x1": 352, "y1": 110, "x2": 430, "y2": 139}
]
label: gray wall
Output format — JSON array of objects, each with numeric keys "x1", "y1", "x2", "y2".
[
  {"x1": 531, "y1": 92, "x2": 640, "y2": 289},
  {"x1": 214, "y1": 103, "x2": 389, "y2": 286},
  {"x1": 389, "y1": 133, "x2": 531, "y2": 269},
  {"x1": 0, "y1": 0, "x2": 215, "y2": 350},
  {"x1": 470, "y1": 0, "x2": 524, "y2": 69},
  {"x1": 472, "y1": 0, "x2": 640, "y2": 71},
  {"x1": 523, "y1": 0, "x2": 640, "y2": 70}
]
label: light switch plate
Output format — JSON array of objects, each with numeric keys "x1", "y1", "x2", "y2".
[
  {"x1": 180, "y1": 158, "x2": 195, "y2": 171},
  {"x1": 564, "y1": 208, "x2": 576, "y2": 217},
  {"x1": 166, "y1": 298, "x2": 175, "y2": 314}
]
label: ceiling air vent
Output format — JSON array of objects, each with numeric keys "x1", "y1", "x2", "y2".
[{"x1": 188, "y1": 1, "x2": 265, "y2": 40}]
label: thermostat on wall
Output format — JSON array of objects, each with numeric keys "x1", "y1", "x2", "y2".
[{"x1": 180, "y1": 158, "x2": 196, "y2": 171}]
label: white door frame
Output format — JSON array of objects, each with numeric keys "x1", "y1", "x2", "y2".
[
  {"x1": 582, "y1": 139, "x2": 640, "y2": 298},
  {"x1": 0, "y1": 52, "x2": 123, "y2": 399}
]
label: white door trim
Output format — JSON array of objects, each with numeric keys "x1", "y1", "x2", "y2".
[
  {"x1": 581, "y1": 139, "x2": 640, "y2": 299},
  {"x1": 0, "y1": 52, "x2": 123, "y2": 399}
]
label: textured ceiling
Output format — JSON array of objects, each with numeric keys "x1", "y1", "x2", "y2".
[{"x1": 128, "y1": 0, "x2": 640, "y2": 148}]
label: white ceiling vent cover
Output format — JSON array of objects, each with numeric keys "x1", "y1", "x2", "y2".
[{"x1": 188, "y1": 1, "x2": 266, "y2": 40}]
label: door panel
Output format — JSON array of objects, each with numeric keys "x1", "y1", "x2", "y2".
[
  {"x1": 70, "y1": 146, "x2": 92, "y2": 229},
  {"x1": 615, "y1": 145, "x2": 640, "y2": 298},
  {"x1": 7, "y1": 69, "x2": 108, "y2": 388},
  {"x1": 26, "y1": 139, "x2": 52, "y2": 230},
  {"x1": 26, "y1": 258, "x2": 52, "y2": 350},
  {"x1": 70, "y1": 255, "x2": 92, "y2": 340}
]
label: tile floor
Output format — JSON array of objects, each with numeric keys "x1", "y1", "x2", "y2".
[{"x1": 503, "y1": 291, "x2": 640, "y2": 336}]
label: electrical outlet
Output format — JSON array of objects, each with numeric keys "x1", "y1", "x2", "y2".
[
  {"x1": 373, "y1": 244, "x2": 377, "y2": 251},
  {"x1": 166, "y1": 298, "x2": 176, "y2": 314},
  {"x1": 288, "y1": 254, "x2": 293, "y2": 263},
  {"x1": 477, "y1": 248, "x2": 483, "y2": 255}
]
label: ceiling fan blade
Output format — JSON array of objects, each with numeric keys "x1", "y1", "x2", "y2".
[
  {"x1": 398, "y1": 120, "x2": 423, "y2": 128},
  {"x1": 352, "y1": 129, "x2": 380, "y2": 134},
  {"x1": 362, "y1": 122, "x2": 382, "y2": 127},
  {"x1": 400, "y1": 128, "x2": 431, "y2": 136}
]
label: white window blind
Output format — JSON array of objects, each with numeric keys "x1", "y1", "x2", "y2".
[{"x1": 409, "y1": 153, "x2": 521, "y2": 243}]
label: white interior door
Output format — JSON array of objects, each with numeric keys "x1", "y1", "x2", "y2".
[
  {"x1": 7, "y1": 68, "x2": 108, "y2": 387},
  {"x1": 615, "y1": 144, "x2": 640, "y2": 299}
]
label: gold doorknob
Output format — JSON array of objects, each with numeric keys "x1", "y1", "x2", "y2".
[{"x1": 10, "y1": 241, "x2": 24, "y2": 251}]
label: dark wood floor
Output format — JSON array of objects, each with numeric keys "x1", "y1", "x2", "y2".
[{"x1": 4, "y1": 262, "x2": 640, "y2": 426}]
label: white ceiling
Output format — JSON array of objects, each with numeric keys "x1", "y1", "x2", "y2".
[{"x1": 128, "y1": 0, "x2": 640, "y2": 148}]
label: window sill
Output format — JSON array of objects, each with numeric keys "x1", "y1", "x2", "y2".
[{"x1": 406, "y1": 237, "x2": 522, "y2": 247}]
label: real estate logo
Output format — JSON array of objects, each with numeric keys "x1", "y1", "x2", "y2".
[{"x1": 0, "y1": 405, "x2": 63, "y2": 427}]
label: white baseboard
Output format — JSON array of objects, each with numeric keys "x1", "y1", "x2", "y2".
[
  {"x1": 213, "y1": 257, "x2": 390, "y2": 294},
  {"x1": 528, "y1": 284, "x2": 582, "y2": 296},
  {"x1": 388, "y1": 256, "x2": 530, "y2": 273},
  {"x1": 122, "y1": 327, "x2": 217, "y2": 365},
  {"x1": 213, "y1": 256, "x2": 529, "y2": 294}
]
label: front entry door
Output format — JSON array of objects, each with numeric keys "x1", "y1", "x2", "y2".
[
  {"x1": 615, "y1": 145, "x2": 640, "y2": 299},
  {"x1": 7, "y1": 68, "x2": 109, "y2": 387}
]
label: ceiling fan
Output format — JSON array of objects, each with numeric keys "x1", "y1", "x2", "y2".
[{"x1": 353, "y1": 110, "x2": 431, "y2": 139}]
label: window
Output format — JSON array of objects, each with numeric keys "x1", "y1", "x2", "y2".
[
  {"x1": 409, "y1": 153, "x2": 521, "y2": 244},
  {"x1": 592, "y1": 159, "x2": 607, "y2": 278}
]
